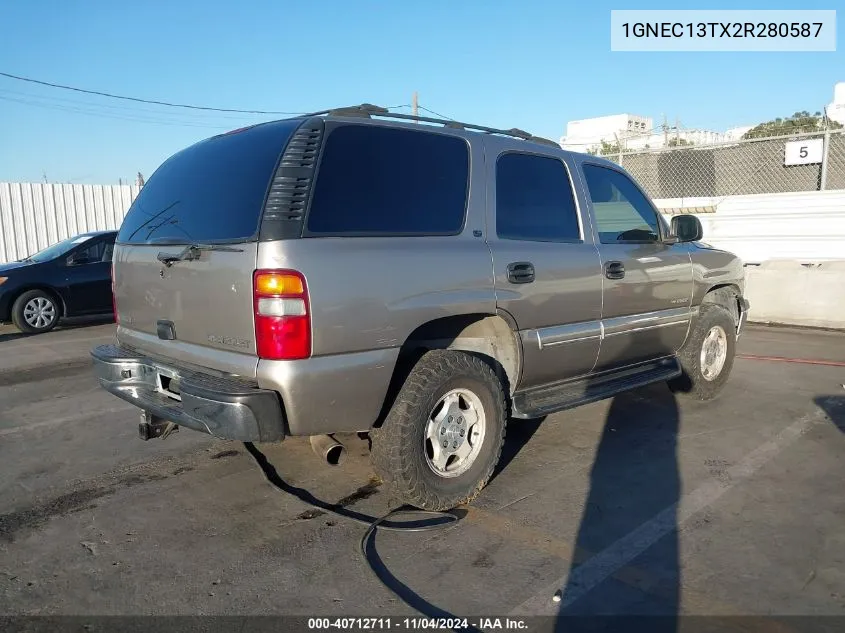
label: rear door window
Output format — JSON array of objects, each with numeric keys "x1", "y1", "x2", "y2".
[
  {"x1": 305, "y1": 125, "x2": 469, "y2": 235},
  {"x1": 117, "y1": 120, "x2": 300, "y2": 244},
  {"x1": 495, "y1": 152, "x2": 581, "y2": 242}
]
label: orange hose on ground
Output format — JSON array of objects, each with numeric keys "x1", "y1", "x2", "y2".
[{"x1": 737, "y1": 354, "x2": 845, "y2": 367}]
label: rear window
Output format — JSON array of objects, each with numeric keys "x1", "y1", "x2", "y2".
[
  {"x1": 305, "y1": 125, "x2": 469, "y2": 235},
  {"x1": 117, "y1": 120, "x2": 300, "y2": 244}
]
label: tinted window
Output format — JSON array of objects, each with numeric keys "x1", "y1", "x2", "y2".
[
  {"x1": 118, "y1": 120, "x2": 300, "y2": 244},
  {"x1": 70, "y1": 240, "x2": 105, "y2": 265},
  {"x1": 102, "y1": 241, "x2": 115, "y2": 262},
  {"x1": 582, "y1": 164, "x2": 660, "y2": 243},
  {"x1": 306, "y1": 125, "x2": 468, "y2": 235},
  {"x1": 496, "y1": 153, "x2": 581, "y2": 242}
]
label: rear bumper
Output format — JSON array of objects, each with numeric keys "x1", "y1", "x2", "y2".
[{"x1": 91, "y1": 344, "x2": 285, "y2": 442}]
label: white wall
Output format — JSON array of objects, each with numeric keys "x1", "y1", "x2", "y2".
[
  {"x1": 0, "y1": 182, "x2": 140, "y2": 264},
  {"x1": 655, "y1": 190, "x2": 845, "y2": 264},
  {"x1": 655, "y1": 189, "x2": 845, "y2": 328}
]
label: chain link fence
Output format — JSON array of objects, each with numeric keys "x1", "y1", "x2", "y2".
[{"x1": 606, "y1": 129, "x2": 845, "y2": 199}]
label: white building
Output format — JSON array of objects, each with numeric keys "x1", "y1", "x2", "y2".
[
  {"x1": 724, "y1": 125, "x2": 754, "y2": 141},
  {"x1": 826, "y1": 82, "x2": 845, "y2": 125},
  {"x1": 559, "y1": 114, "x2": 653, "y2": 152},
  {"x1": 559, "y1": 112, "x2": 748, "y2": 153}
]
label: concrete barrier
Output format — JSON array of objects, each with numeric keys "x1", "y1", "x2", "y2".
[{"x1": 744, "y1": 260, "x2": 845, "y2": 330}]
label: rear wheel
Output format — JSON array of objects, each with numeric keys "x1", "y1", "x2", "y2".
[
  {"x1": 12, "y1": 290, "x2": 60, "y2": 334},
  {"x1": 370, "y1": 350, "x2": 507, "y2": 511},
  {"x1": 668, "y1": 304, "x2": 736, "y2": 400}
]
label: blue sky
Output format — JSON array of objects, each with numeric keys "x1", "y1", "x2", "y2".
[{"x1": 0, "y1": 0, "x2": 842, "y2": 184}]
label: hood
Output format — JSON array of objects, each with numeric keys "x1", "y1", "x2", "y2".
[{"x1": 0, "y1": 260, "x2": 34, "y2": 274}]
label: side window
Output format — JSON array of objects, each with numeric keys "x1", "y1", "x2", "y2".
[
  {"x1": 582, "y1": 164, "x2": 661, "y2": 244},
  {"x1": 306, "y1": 125, "x2": 469, "y2": 235},
  {"x1": 496, "y1": 153, "x2": 581, "y2": 242},
  {"x1": 102, "y1": 240, "x2": 115, "y2": 263},
  {"x1": 69, "y1": 240, "x2": 105, "y2": 265}
]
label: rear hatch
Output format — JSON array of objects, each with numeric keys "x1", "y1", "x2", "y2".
[{"x1": 113, "y1": 119, "x2": 302, "y2": 379}]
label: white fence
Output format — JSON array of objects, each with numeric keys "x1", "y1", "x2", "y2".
[{"x1": 0, "y1": 182, "x2": 140, "y2": 264}]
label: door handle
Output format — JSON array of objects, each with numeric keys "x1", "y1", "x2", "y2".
[
  {"x1": 604, "y1": 261, "x2": 625, "y2": 280},
  {"x1": 507, "y1": 262, "x2": 535, "y2": 284}
]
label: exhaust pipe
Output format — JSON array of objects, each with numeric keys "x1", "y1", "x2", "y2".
[{"x1": 310, "y1": 434, "x2": 346, "y2": 466}]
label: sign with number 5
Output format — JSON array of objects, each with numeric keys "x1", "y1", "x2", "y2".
[{"x1": 784, "y1": 138, "x2": 824, "y2": 166}]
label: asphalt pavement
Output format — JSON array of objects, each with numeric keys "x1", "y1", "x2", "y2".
[{"x1": 0, "y1": 319, "x2": 843, "y2": 621}]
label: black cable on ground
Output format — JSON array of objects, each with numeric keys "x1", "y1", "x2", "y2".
[{"x1": 243, "y1": 442, "x2": 481, "y2": 626}]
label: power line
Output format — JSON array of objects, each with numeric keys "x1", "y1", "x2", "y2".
[
  {"x1": 0, "y1": 86, "x2": 261, "y2": 121},
  {"x1": 0, "y1": 71, "x2": 307, "y2": 115},
  {"x1": 417, "y1": 104, "x2": 456, "y2": 121},
  {"x1": 0, "y1": 94, "x2": 235, "y2": 129}
]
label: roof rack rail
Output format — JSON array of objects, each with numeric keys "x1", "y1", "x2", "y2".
[{"x1": 305, "y1": 104, "x2": 560, "y2": 147}]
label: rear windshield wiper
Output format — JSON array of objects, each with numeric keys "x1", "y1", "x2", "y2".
[{"x1": 156, "y1": 243, "x2": 244, "y2": 267}]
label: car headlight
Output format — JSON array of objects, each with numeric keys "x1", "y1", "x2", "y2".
[{"x1": 0, "y1": 277, "x2": 7, "y2": 285}]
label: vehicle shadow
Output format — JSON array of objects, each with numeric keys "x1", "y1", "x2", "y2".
[
  {"x1": 814, "y1": 395, "x2": 845, "y2": 432},
  {"x1": 555, "y1": 340, "x2": 682, "y2": 632},
  {"x1": 0, "y1": 314, "x2": 114, "y2": 343},
  {"x1": 492, "y1": 415, "x2": 545, "y2": 479}
]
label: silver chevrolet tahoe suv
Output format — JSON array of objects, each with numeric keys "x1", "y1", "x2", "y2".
[{"x1": 92, "y1": 104, "x2": 749, "y2": 511}]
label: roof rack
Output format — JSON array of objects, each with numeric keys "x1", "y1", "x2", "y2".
[{"x1": 304, "y1": 103, "x2": 560, "y2": 147}]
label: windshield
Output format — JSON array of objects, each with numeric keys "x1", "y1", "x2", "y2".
[{"x1": 25, "y1": 235, "x2": 94, "y2": 263}]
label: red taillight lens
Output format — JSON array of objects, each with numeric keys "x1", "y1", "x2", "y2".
[{"x1": 253, "y1": 270, "x2": 310, "y2": 360}]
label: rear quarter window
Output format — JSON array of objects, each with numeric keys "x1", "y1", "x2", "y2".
[
  {"x1": 305, "y1": 125, "x2": 469, "y2": 235},
  {"x1": 118, "y1": 120, "x2": 300, "y2": 244}
]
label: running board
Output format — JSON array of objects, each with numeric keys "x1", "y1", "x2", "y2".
[{"x1": 511, "y1": 357, "x2": 682, "y2": 419}]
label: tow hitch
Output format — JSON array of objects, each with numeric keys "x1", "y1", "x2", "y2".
[{"x1": 138, "y1": 411, "x2": 179, "y2": 440}]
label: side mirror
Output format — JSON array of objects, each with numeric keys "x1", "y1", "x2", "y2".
[{"x1": 670, "y1": 215, "x2": 703, "y2": 243}]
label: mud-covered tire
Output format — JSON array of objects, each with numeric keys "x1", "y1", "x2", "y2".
[
  {"x1": 11, "y1": 289, "x2": 60, "y2": 334},
  {"x1": 370, "y1": 350, "x2": 507, "y2": 511},
  {"x1": 668, "y1": 304, "x2": 736, "y2": 401}
]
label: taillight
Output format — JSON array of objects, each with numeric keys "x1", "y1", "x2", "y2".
[
  {"x1": 253, "y1": 270, "x2": 310, "y2": 360},
  {"x1": 111, "y1": 260, "x2": 118, "y2": 324}
]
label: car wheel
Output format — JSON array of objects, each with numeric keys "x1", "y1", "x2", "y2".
[
  {"x1": 668, "y1": 304, "x2": 736, "y2": 401},
  {"x1": 12, "y1": 290, "x2": 60, "y2": 334},
  {"x1": 370, "y1": 349, "x2": 507, "y2": 511}
]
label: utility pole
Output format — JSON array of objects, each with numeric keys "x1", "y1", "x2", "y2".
[
  {"x1": 675, "y1": 117, "x2": 680, "y2": 144},
  {"x1": 412, "y1": 92, "x2": 418, "y2": 121}
]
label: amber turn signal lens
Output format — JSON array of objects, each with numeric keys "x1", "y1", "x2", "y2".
[{"x1": 254, "y1": 272, "x2": 304, "y2": 296}]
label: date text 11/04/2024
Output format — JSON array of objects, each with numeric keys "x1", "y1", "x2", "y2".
[
  {"x1": 307, "y1": 618, "x2": 529, "y2": 630},
  {"x1": 621, "y1": 22, "x2": 824, "y2": 38}
]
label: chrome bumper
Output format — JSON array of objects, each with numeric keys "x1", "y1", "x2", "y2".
[{"x1": 90, "y1": 344, "x2": 285, "y2": 442}]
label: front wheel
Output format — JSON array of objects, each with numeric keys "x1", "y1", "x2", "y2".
[
  {"x1": 11, "y1": 290, "x2": 60, "y2": 334},
  {"x1": 668, "y1": 304, "x2": 736, "y2": 401},
  {"x1": 370, "y1": 350, "x2": 507, "y2": 511}
]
